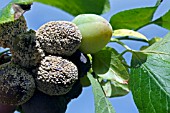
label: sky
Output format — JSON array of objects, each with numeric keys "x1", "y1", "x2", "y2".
[{"x1": 0, "y1": 0, "x2": 170, "y2": 113}]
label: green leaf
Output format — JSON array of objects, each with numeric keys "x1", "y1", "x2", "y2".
[
  {"x1": 87, "y1": 73, "x2": 115, "y2": 113},
  {"x1": 112, "y1": 29, "x2": 148, "y2": 41},
  {"x1": 131, "y1": 52, "x2": 147, "y2": 68},
  {"x1": 0, "y1": 0, "x2": 33, "y2": 24},
  {"x1": 100, "y1": 79, "x2": 129, "y2": 97},
  {"x1": 92, "y1": 47, "x2": 129, "y2": 97},
  {"x1": 130, "y1": 32, "x2": 170, "y2": 113},
  {"x1": 102, "y1": 0, "x2": 110, "y2": 14},
  {"x1": 153, "y1": 10, "x2": 170, "y2": 30},
  {"x1": 12, "y1": 0, "x2": 33, "y2": 4},
  {"x1": 110, "y1": 7, "x2": 157, "y2": 30},
  {"x1": 34, "y1": 0, "x2": 110, "y2": 16},
  {"x1": 92, "y1": 47, "x2": 129, "y2": 81},
  {"x1": 155, "y1": 0, "x2": 163, "y2": 6}
]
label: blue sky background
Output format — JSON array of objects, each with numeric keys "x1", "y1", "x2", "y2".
[{"x1": 0, "y1": 0, "x2": 170, "y2": 113}]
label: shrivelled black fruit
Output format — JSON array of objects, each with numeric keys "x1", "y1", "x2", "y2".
[
  {"x1": 0, "y1": 63, "x2": 35, "y2": 105},
  {"x1": 22, "y1": 82, "x2": 82, "y2": 113},
  {"x1": 0, "y1": 16, "x2": 27, "y2": 48},
  {"x1": 11, "y1": 30, "x2": 45, "y2": 68},
  {"x1": 0, "y1": 54, "x2": 11, "y2": 65},
  {"x1": 22, "y1": 90, "x2": 68, "y2": 113},
  {"x1": 65, "y1": 80, "x2": 82, "y2": 103},
  {"x1": 67, "y1": 50, "x2": 91, "y2": 78},
  {"x1": 36, "y1": 55, "x2": 78, "y2": 95},
  {"x1": 36, "y1": 21, "x2": 82, "y2": 56},
  {"x1": 0, "y1": 103, "x2": 16, "y2": 113}
]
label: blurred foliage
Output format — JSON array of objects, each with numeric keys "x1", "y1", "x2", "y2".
[{"x1": 34, "y1": 0, "x2": 110, "y2": 16}]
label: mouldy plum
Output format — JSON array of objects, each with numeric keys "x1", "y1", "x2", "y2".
[
  {"x1": 66, "y1": 50, "x2": 91, "y2": 78},
  {"x1": 0, "y1": 103, "x2": 16, "y2": 113},
  {"x1": 36, "y1": 21, "x2": 82, "y2": 56},
  {"x1": 22, "y1": 83, "x2": 82, "y2": 113},
  {"x1": 64, "y1": 80, "x2": 82, "y2": 102},
  {"x1": 0, "y1": 63, "x2": 35, "y2": 105},
  {"x1": 0, "y1": 54, "x2": 11, "y2": 65},
  {"x1": 0, "y1": 16, "x2": 27, "y2": 48},
  {"x1": 36, "y1": 55, "x2": 78, "y2": 95},
  {"x1": 72, "y1": 14, "x2": 113, "y2": 54},
  {"x1": 11, "y1": 30, "x2": 45, "y2": 68},
  {"x1": 22, "y1": 90, "x2": 68, "y2": 113}
]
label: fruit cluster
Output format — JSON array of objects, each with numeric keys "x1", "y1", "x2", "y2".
[
  {"x1": 0, "y1": 16, "x2": 91, "y2": 113},
  {"x1": 0, "y1": 14, "x2": 112, "y2": 113}
]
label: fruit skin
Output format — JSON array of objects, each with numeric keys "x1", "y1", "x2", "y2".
[
  {"x1": 65, "y1": 80, "x2": 82, "y2": 102},
  {"x1": 0, "y1": 16, "x2": 27, "y2": 48},
  {"x1": 11, "y1": 30, "x2": 45, "y2": 68},
  {"x1": 0, "y1": 54, "x2": 11, "y2": 65},
  {"x1": 35, "y1": 55, "x2": 78, "y2": 96},
  {"x1": 66, "y1": 50, "x2": 91, "y2": 78},
  {"x1": 0, "y1": 104, "x2": 16, "y2": 113},
  {"x1": 36, "y1": 21, "x2": 82, "y2": 56},
  {"x1": 0, "y1": 63, "x2": 35, "y2": 105},
  {"x1": 22, "y1": 81, "x2": 82, "y2": 113},
  {"x1": 72, "y1": 14, "x2": 112, "y2": 54},
  {"x1": 22, "y1": 90, "x2": 68, "y2": 113}
]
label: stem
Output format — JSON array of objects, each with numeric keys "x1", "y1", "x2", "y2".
[
  {"x1": 116, "y1": 49, "x2": 133, "y2": 68},
  {"x1": 110, "y1": 39, "x2": 134, "y2": 68},
  {"x1": 117, "y1": 49, "x2": 130, "y2": 57},
  {"x1": 121, "y1": 61, "x2": 132, "y2": 68},
  {"x1": 110, "y1": 38, "x2": 132, "y2": 51},
  {"x1": 155, "y1": 0, "x2": 163, "y2": 6},
  {"x1": 96, "y1": 76, "x2": 107, "y2": 97}
]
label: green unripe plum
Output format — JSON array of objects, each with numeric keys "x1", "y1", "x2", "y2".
[{"x1": 72, "y1": 14, "x2": 113, "y2": 54}]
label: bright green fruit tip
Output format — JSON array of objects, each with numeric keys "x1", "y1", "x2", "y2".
[{"x1": 72, "y1": 14, "x2": 113, "y2": 54}]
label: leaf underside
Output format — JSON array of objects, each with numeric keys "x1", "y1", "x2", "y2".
[
  {"x1": 92, "y1": 47, "x2": 129, "y2": 97},
  {"x1": 130, "y1": 32, "x2": 170, "y2": 113},
  {"x1": 87, "y1": 73, "x2": 115, "y2": 113},
  {"x1": 112, "y1": 29, "x2": 148, "y2": 41}
]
